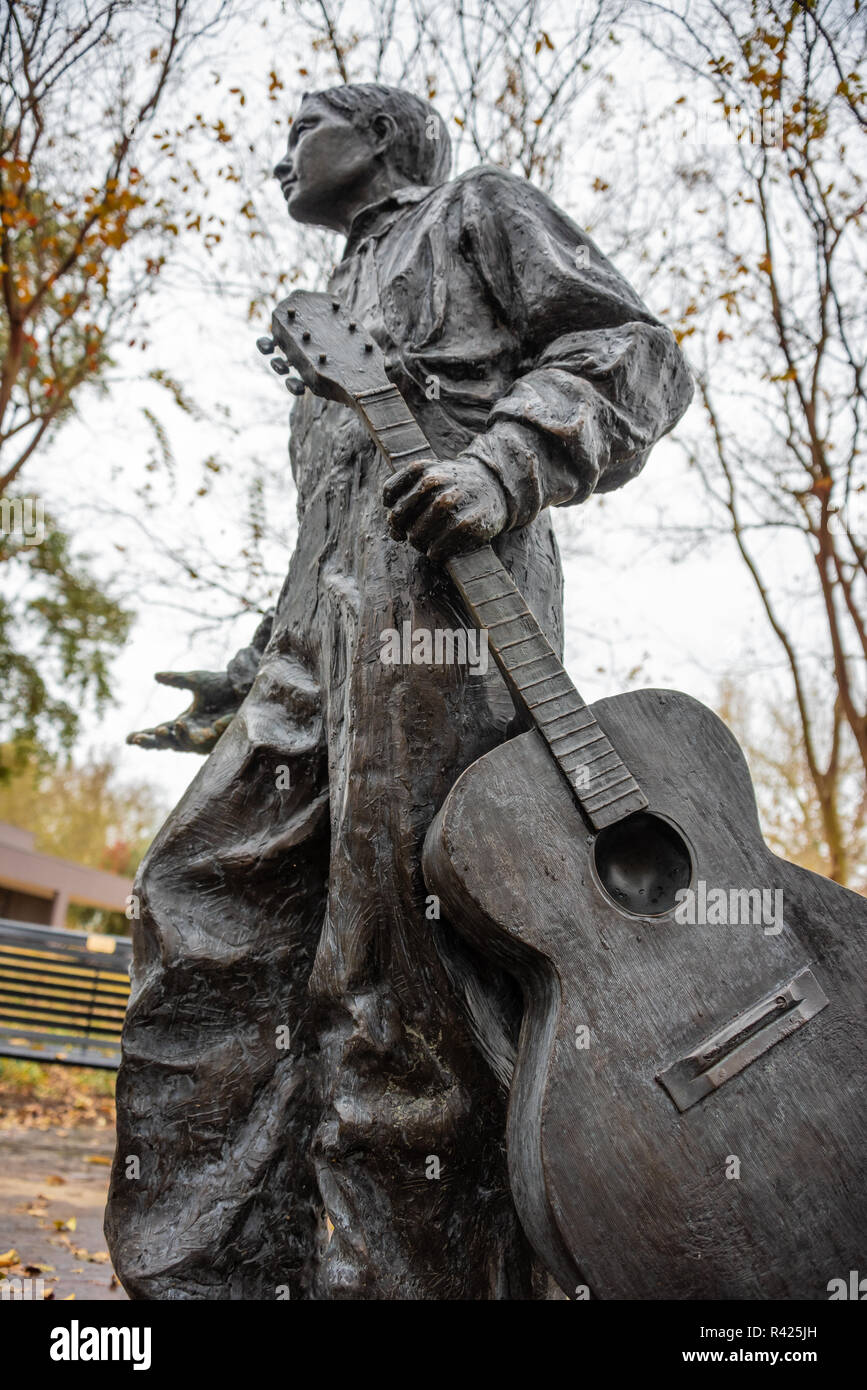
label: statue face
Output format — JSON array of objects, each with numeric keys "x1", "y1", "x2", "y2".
[{"x1": 274, "y1": 97, "x2": 383, "y2": 232}]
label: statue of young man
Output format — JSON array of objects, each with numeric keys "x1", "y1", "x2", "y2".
[{"x1": 106, "y1": 84, "x2": 692, "y2": 1300}]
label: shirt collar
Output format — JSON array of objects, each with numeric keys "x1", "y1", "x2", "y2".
[{"x1": 343, "y1": 184, "x2": 433, "y2": 256}]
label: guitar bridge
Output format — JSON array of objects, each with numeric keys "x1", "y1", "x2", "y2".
[{"x1": 657, "y1": 967, "x2": 829, "y2": 1112}]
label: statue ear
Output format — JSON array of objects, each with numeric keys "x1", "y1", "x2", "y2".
[{"x1": 371, "y1": 112, "x2": 398, "y2": 157}]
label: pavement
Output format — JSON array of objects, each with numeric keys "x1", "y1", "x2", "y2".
[{"x1": 0, "y1": 1124, "x2": 128, "y2": 1300}]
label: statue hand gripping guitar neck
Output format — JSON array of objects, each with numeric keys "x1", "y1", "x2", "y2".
[{"x1": 263, "y1": 290, "x2": 867, "y2": 1301}]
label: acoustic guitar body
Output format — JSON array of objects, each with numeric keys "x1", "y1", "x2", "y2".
[{"x1": 423, "y1": 687, "x2": 867, "y2": 1300}]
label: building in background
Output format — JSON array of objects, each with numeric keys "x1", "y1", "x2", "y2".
[{"x1": 0, "y1": 822, "x2": 132, "y2": 929}]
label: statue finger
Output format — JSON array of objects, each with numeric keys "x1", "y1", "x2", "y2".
[
  {"x1": 382, "y1": 460, "x2": 428, "y2": 507},
  {"x1": 388, "y1": 475, "x2": 448, "y2": 531},
  {"x1": 427, "y1": 514, "x2": 480, "y2": 564},
  {"x1": 126, "y1": 724, "x2": 177, "y2": 750},
  {"x1": 154, "y1": 669, "x2": 210, "y2": 692},
  {"x1": 406, "y1": 489, "x2": 462, "y2": 553}
]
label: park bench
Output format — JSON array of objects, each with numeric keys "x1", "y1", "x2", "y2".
[{"x1": 0, "y1": 917, "x2": 131, "y2": 1069}]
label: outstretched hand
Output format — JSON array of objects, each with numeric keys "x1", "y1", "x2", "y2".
[{"x1": 127, "y1": 669, "x2": 239, "y2": 753}]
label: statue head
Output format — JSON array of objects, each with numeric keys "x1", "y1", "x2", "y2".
[{"x1": 273, "y1": 83, "x2": 451, "y2": 234}]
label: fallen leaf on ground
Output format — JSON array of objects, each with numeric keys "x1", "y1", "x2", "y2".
[
  {"x1": 45, "y1": 1174, "x2": 67, "y2": 1185},
  {"x1": 52, "y1": 1217, "x2": 77, "y2": 1232},
  {"x1": 84, "y1": 1154, "x2": 111, "y2": 1165},
  {"x1": 0, "y1": 1249, "x2": 20, "y2": 1267}
]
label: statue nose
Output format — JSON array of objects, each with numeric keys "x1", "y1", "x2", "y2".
[{"x1": 274, "y1": 153, "x2": 293, "y2": 181}]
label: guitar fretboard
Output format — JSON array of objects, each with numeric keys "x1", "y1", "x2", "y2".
[{"x1": 357, "y1": 385, "x2": 648, "y2": 830}]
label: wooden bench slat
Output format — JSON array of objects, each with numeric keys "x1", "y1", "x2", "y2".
[
  {"x1": 0, "y1": 1026, "x2": 121, "y2": 1070},
  {"x1": 0, "y1": 1000, "x2": 124, "y2": 1030},
  {"x1": 0, "y1": 948, "x2": 131, "y2": 983},
  {"x1": 0, "y1": 974, "x2": 129, "y2": 1006}
]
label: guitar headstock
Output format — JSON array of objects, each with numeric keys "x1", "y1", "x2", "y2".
[{"x1": 268, "y1": 290, "x2": 389, "y2": 405}]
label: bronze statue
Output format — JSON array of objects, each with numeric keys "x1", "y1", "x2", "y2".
[{"x1": 105, "y1": 84, "x2": 693, "y2": 1300}]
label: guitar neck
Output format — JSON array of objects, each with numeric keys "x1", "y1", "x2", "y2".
[{"x1": 356, "y1": 383, "x2": 648, "y2": 832}]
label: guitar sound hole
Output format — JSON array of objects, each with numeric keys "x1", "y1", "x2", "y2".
[{"x1": 593, "y1": 812, "x2": 692, "y2": 917}]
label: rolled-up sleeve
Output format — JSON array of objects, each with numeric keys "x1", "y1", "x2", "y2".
[{"x1": 455, "y1": 169, "x2": 694, "y2": 529}]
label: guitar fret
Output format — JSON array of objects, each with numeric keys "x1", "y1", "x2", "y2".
[
  {"x1": 585, "y1": 782, "x2": 643, "y2": 812},
  {"x1": 583, "y1": 773, "x2": 634, "y2": 804},
  {"x1": 537, "y1": 699, "x2": 588, "y2": 719},
  {"x1": 562, "y1": 741, "x2": 616, "y2": 766},
  {"x1": 519, "y1": 672, "x2": 570, "y2": 694},
  {"x1": 586, "y1": 772, "x2": 633, "y2": 795},
  {"x1": 563, "y1": 753, "x2": 619, "y2": 777},
  {"x1": 498, "y1": 634, "x2": 549, "y2": 653},
  {"x1": 486, "y1": 612, "x2": 536, "y2": 632},
  {"x1": 460, "y1": 570, "x2": 502, "y2": 585},
  {"x1": 510, "y1": 654, "x2": 558, "y2": 673},
  {"x1": 539, "y1": 707, "x2": 593, "y2": 729},
  {"x1": 527, "y1": 690, "x2": 577, "y2": 711},
  {"x1": 474, "y1": 591, "x2": 521, "y2": 608},
  {"x1": 554, "y1": 735, "x2": 609, "y2": 759},
  {"x1": 585, "y1": 776, "x2": 631, "y2": 797},
  {"x1": 357, "y1": 384, "x2": 400, "y2": 401},
  {"x1": 584, "y1": 763, "x2": 631, "y2": 786},
  {"x1": 550, "y1": 726, "x2": 605, "y2": 746},
  {"x1": 552, "y1": 725, "x2": 606, "y2": 747},
  {"x1": 580, "y1": 747, "x2": 622, "y2": 769},
  {"x1": 390, "y1": 445, "x2": 431, "y2": 460}
]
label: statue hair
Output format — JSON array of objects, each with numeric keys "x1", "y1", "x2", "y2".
[{"x1": 304, "y1": 83, "x2": 452, "y2": 186}]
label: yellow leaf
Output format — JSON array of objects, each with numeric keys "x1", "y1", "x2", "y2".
[
  {"x1": 0, "y1": 1249, "x2": 20, "y2": 1267},
  {"x1": 84, "y1": 1155, "x2": 111, "y2": 1165}
]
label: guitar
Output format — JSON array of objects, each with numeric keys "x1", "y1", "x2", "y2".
[{"x1": 262, "y1": 289, "x2": 867, "y2": 1301}]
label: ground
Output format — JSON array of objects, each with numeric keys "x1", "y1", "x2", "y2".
[{"x1": 0, "y1": 1060, "x2": 127, "y2": 1301}]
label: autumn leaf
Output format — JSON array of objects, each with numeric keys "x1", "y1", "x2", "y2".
[{"x1": 0, "y1": 1249, "x2": 20, "y2": 1267}]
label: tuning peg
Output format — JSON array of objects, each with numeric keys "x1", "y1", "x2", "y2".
[
  {"x1": 285, "y1": 377, "x2": 306, "y2": 396},
  {"x1": 256, "y1": 336, "x2": 275, "y2": 355},
  {"x1": 270, "y1": 357, "x2": 290, "y2": 376}
]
